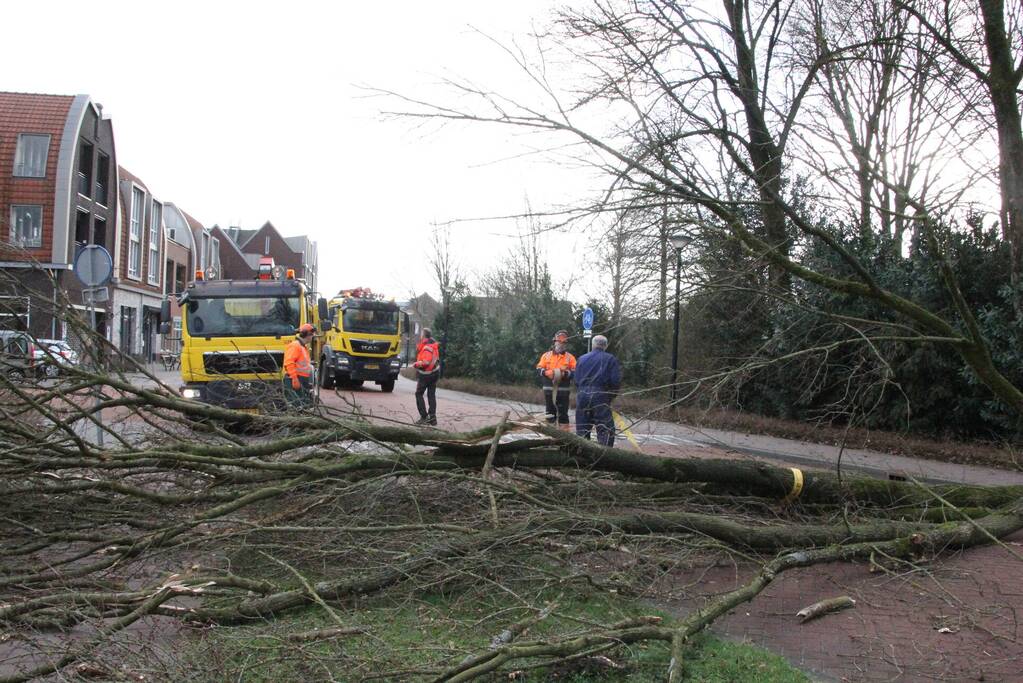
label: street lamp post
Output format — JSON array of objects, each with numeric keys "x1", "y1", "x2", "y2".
[{"x1": 669, "y1": 233, "x2": 692, "y2": 402}]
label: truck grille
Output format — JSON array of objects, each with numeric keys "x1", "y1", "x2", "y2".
[
  {"x1": 203, "y1": 351, "x2": 284, "y2": 375},
  {"x1": 350, "y1": 339, "x2": 391, "y2": 355}
]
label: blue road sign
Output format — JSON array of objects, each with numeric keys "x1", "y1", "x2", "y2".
[
  {"x1": 74, "y1": 245, "x2": 113, "y2": 287},
  {"x1": 582, "y1": 307, "x2": 594, "y2": 332}
]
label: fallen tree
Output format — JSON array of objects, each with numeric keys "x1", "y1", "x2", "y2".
[{"x1": 2, "y1": 358, "x2": 1022, "y2": 681}]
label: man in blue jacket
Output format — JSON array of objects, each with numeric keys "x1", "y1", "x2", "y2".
[{"x1": 573, "y1": 334, "x2": 622, "y2": 446}]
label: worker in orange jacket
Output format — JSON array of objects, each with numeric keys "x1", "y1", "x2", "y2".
[
  {"x1": 283, "y1": 323, "x2": 315, "y2": 408},
  {"x1": 413, "y1": 327, "x2": 441, "y2": 425},
  {"x1": 536, "y1": 330, "x2": 576, "y2": 429}
]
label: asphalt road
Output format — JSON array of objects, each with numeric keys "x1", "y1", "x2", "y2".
[{"x1": 316, "y1": 372, "x2": 1023, "y2": 487}]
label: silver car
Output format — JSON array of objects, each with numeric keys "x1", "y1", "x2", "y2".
[{"x1": 34, "y1": 339, "x2": 79, "y2": 378}]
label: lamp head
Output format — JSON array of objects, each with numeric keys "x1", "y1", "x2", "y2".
[{"x1": 669, "y1": 233, "x2": 693, "y2": 251}]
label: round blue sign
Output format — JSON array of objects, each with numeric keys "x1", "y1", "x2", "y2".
[
  {"x1": 74, "y1": 245, "x2": 113, "y2": 287},
  {"x1": 582, "y1": 307, "x2": 594, "y2": 331}
]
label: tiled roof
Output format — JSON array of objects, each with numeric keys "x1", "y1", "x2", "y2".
[
  {"x1": 179, "y1": 207, "x2": 205, "y2": 232},
  {"x1": 117, "y1": 165, "x2": 150, "y2": 192},
  {"x1": 0, "y1": 92, "x2": 75, "y2": 186},
  {"x1": 284, "y1": 235, "x2": 310, "y2": 251},
  {"x1": 0, "y1": 92, "x2": 74, "y2": 131},
  {"x1": 230, "y1": 228, "x2": 258, "y2": 247}
]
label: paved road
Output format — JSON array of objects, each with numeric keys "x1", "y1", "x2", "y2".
[{"x1": 316, "y1": 373, "x2": 1023, "y2": 487}]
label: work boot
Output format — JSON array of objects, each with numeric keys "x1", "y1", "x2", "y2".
[
  {"x1": 428, "y1": 416, "x2": 437, "y2": 426},
  {"x1": 415, "y1": 416, "x2": 429, "y2": 426},
  {"x1": 545, "y1": 414, "x2": 557, "y2": 423}
]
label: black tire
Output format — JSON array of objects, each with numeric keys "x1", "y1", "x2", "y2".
[
  {"x1": 380, "y1": 379, "x2": 395, "y2": 393},
  {"x1": 320, "y1": 359, "x2": 335, "y2": 389},
  {"x1": 7, "y1": 368, "x2": 26, "y2": 382},
  {"x1": 44, "y1": 364, "x2": 60, "y2": 379}
]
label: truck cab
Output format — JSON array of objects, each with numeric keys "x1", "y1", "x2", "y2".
[
  {"x1": 319, "y1": 288, "x2": 402, "y2": 392},
  {"x1": 176, "y1": 264, "x2": 321, "y2": 411}
]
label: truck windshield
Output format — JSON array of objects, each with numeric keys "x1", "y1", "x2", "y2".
[
  {"x1": 186, "y1": 297, "x2": 301, "y2": 337},
  {"x1": 342, "y1": 308, "x2": 399, "y2": 334}
]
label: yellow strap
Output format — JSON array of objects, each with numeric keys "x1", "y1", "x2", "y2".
[
  {"x1": 612, "y1": 411, "x2": 640, "y2": 450},
  {"x1": 782, "y1": 467, "x2": 804, "y2": 504}
]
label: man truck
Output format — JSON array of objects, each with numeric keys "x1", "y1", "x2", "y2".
[{"x1": 318, "y1": 287, "x2": 402, "y2": 392}]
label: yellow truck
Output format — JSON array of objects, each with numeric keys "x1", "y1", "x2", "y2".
[
  {"x1": 166, "y1": 262, "x2": 323, "y2": 411},
  {"x1": 318, "y1": 287, "x2": 402, "y2": 392}
]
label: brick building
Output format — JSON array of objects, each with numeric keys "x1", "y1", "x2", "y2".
[
  {"x1": 111, "y1": 167, "x2": 166, "y2": 360},
  {"x1": 0, "y1": 92, "x2": 116, "y2": 341},
  {"x1": 2, "y1": 90, "x2": 321, "y2": 361},
  {"x1": 220, "y1": 222, "x2": 318, "y2": 290},
  {"x1": 161, "y1": 202, "x2": 199, "y2": 352}
]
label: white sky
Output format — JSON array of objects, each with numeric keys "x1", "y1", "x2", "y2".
[{"x1": 2, "y1": 0, "x2": 599, "y2": 301}]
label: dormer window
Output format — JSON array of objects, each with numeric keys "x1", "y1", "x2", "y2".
[{"x1": 14, "y1": 134, "x2": 50, "y2": 177}]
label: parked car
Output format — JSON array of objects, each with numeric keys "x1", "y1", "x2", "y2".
[
  {"x1": 34, "y1": 339, "x2": 80, "y2": 378},
  {"x1": 0, "y1": 330, "x2": 37, "y2": 381}
]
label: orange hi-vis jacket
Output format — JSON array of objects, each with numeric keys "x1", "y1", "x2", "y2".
[
  {"x1": 415, "y1": 339, "x2": 441, "y2": 374},
  {"x1": 537, "y1": 350, "x2": 576, "y2": 382},
  {"x1": 284, "y1": 340, "x2": 312, "y2": 380}
]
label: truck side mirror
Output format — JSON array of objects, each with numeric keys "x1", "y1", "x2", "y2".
[
  {"x1": 160, "y1": 299, "x2": 172, "y2": 324},
  {"x1": 317, "y1": 298, "x2": 329, "y2": 322},
  {"x1": 159, "y1": 321, "x2": 172, "y2": 335}
]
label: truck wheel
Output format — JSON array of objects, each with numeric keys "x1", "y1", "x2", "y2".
[
  {"x1": 380, "y1": 379, "x2": 395, "y2": 393},
  {"x1": 320, "y1": 360, "x2": 335, "y2": 389}
]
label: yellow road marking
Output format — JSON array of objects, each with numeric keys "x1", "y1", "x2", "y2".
[{"x1": 612, "y1": 411, "x2": 640, "y2": 449}]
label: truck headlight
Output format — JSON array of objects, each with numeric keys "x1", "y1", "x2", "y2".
[
  {"x1": 182, "y1": 388, "x2": 202, "y2": 399},
  {"x1": 390, "y1": 359, "x2": 401, "y2": 367},
  {"x1": 337, "y1": 357, "x2": 350, "y2": 366}
]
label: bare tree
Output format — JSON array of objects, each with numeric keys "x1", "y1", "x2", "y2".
[
  {"x1": 877, "y1": 0, "x2": 1023, "y2": 313},
  {"x1": 380, "y1": 0, "x2": 1023, "y2": 416}
]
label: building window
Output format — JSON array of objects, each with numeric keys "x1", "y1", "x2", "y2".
[
  {"x1": 210, "y1": 236, "x2": 220, "y2": 272},
  {"x1": 0, "y1": 296, "x2": 30, "y2": 330},
  {"x1": 93, "y1": 217, "x2": 106, "y2": 247},
  {"x1": 13, "y1": 134, "x2": 50, "y2": 177},
  {"x1": 148, "y1": 201, "x2": 162, "y2": 285},
  {"x1": 175, "y1": 263, "x2": 186, "y2": 293},
  {"x1": 129, "y1": 187, "x2": 144, "y2": 278},
  {"x1": 75, "y1": 210, "x2": 90, "y2": 247},
  {"x1": 200, "y1": 232, "x2": 209, "y2": 270},
  {"x1": 77, "y1": 141, "x2": 93, "y2": 196},
  {"x1": 95, "y1": 153, "x2": 110, "y2": 206},
  {"x1": 9, "y1": 205, "x2": 42, "y2": 248}
]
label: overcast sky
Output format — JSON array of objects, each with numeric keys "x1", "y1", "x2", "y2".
[{"x1": 2, "y1": 0, "x2": 600, "y2": 301}]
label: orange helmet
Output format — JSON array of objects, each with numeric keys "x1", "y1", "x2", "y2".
[
  {"x1": 552, "y1": 330, "x2": 569, "y2": 343},
  {"x1": 297, "y1": 323, "x2": 315, "y2": 336}
]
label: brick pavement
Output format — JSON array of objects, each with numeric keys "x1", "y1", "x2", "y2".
[{"x1": 654, "y1": 534, "x2": 1023, "y2": 682}]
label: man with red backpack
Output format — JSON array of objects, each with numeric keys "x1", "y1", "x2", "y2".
[{"x1": 413, "y1": 328, "x2": 441, "y2": 426}]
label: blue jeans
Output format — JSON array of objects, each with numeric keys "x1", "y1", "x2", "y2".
[{"x1": 575, "y1": 392, "x2": 614, "y2": 446}]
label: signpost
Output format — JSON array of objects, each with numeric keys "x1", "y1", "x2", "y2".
[
  {"x1": 74, "y1": 246, "x2": 113, "y2": 446},
  {"x1": 582, "y1": 306, "x2": 594, "y2": 352}
]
